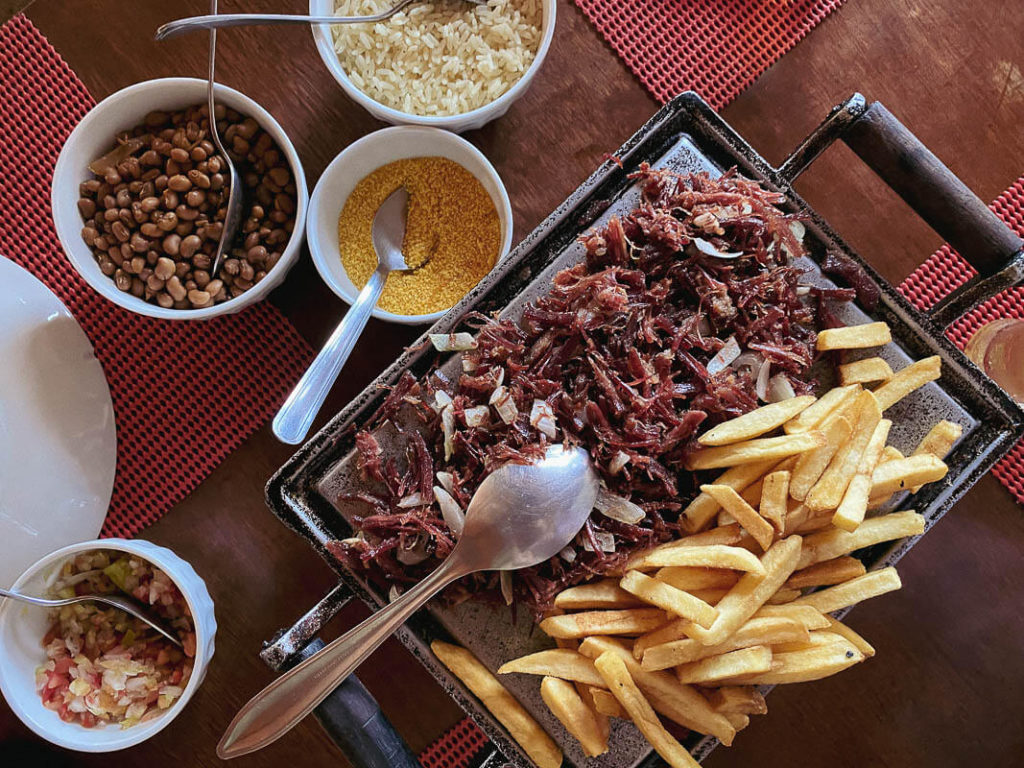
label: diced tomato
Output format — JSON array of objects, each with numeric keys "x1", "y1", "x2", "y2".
[
  {"x1": 182, "y1": 633, "x2": 196, "y2": 658},
  {"x1": 80, "y1": 712, "x2": 97, "y2": 728},
  {"x1": 52, "y1": 657, "x2": 74, "y2": 675}
]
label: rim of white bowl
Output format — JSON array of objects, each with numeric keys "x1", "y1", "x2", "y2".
[
  {"x1": 308, "y1": 0, "x2": 556, "y2": 129},
  {"x1": 51, "y1": 77, "x2": 308, "y2": 321},
  {"x1": 0, "y1": 539, "x2": 215, "y2": 751},
  {"x1": 308, "y1": 125, "x2": 514, "y2": 325}
]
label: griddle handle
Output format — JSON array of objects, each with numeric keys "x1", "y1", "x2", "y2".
[
  {"x1": 842, "y1": 102, "x2": 1023, "y2": 278},
  {"x1": 285, "y1": 638, "x2": 420, "y2": 768}
]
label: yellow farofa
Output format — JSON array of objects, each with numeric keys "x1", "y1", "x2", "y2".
[{"x1": 338, "y1": 157, "x2": 501, "y2": 315}]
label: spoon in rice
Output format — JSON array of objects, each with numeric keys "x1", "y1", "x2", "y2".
[
  {"x1": 0, "y1": 586, "x2": 183, "y2": 648},
  {"x1": 154, "y1": 0, "x2": 486, "y2": 40}
]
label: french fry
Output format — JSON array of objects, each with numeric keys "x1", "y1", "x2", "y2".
[
  {"x1": 681, "y1": 536, "x2": 802, "y2": 646},
  {"x1": 641, "y1": 616, "x2": 808, "y2": 671},
  {"x1": 824, "y1": 616, "x2": 876, "y2": 658},
  {"x1": 771, "y1": 629, "x2": 851, "y2": 653},
  {"x1": 722, "y1": 713, "x2": 750, "y2": 731},
  {"x1": 579, "y1": 637, "x2": 736, "y2": 745},
  {"x1": 787, "y1": 507, "x2": 838, "y2": 535},
  {"x1": 880, "y1": 445, "x2": 904, "y2": 464},
  {"x1": 791, "y1": 567, "x2": 902, "y2": 614},
  {"x1": 619, "y1": 571, "x2": 719, "y2": 628},
  {"x1": 870, "y1": 453, "x2": 948, "y2": 497},
  {"x1": 633, "y1": 618, "x2": 692, "y2": 660},
  {"x1": 625, "y1": 525, "x2": 743, "y2": 570},
  {"x1": 753, "y1": 603, "x2": 831, "y2": 631},
  {"x1": 816, "y1": 321, "x2": 892, "y2": 351},
  {"x1": 786, "y1": 556, "x2": 867, "y2": 589},
  {"x1": 655, "y1": 567, "x2": 740, "y2": 592},
  {"x1": 700, "y1": 485, "x2": 775, "y2": 550},
  {"x1": 628, "y1": 544, "x2": 766, "y2": 574},
  {"x1": 554, "y1": 580, "x2": 643, "y2": 610},
  {"x1": 721, "y1": 636, "x2": 865, "y2": 685},
  {"x1": 698, "y1": 396, "x2": 816, "y2": 446},
  {"x1": 839, "y1": 357, "x2": 894, "y2": 385},
  {"x1": 832, "y1": 418, "x2": 892, "y2": 532},
  {"x1": 705, "y1": 686, "x2": 768, "y2": 715},
  {"x1": 540, "y1": 608, "x2": 668, "y2": 639},
  {"x1": 430, "y1": 641, "x2": 562, "y2": 768},
  {"x1": 498, "y1": 649, "x2": 606, "y2": 687},
  {"x1": 789, "y1": 408, "x2": 854, "y2": 501},
  {"x1": 783, "y1": 502, "x2": 812, "y2": 536},
  {"x1": 806, "y1": 391, "x2": 881, "y2": 511},
  {"x1": 759, "y1": 470, "x2": 790, "y2": 532},
  {"x1": 675, "y1": 645, "x2": 773, "y2": 685},
  {"x1": 593, "y1": 652, "x2": 700, "y2": 768},
  {"x1": 590, "y1": 686, "x2": 624, "y2": 718},
  {"x1": 685, "y1": 432, "x2": 826, "y2": 471},
  {"x1": 910, "y1": 420, "x2": 962, "y2": 492},
  {"x1": 737, "y1": 456, "x2": 798, "y2": 506},
  {"x1": 539, "y1": 677, "x2": 609, "y2": 758},
  {"x1": 688, "y1": 588, "x2": 731, "y2": 605},
  {"x1": 765, "y1": 587, "x2": 801, "y2": 604},
  {"x1": 872, "y1": 355, "x2": 942, "y2": 411},
  {"x1": 797, "y1": 510, "x2": 926, "y2": 569},
  {"x1": 681, "y1": 461, "x2": 778, "y2": 532},
  {"x1": 785, "y1": 384, "x2": 859, "y2": 434}
]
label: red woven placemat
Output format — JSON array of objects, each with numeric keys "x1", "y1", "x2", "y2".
[
  {"x1": 899, "y1": 175, "x2": 1024, "y2": 505},
  {"x1": 0, "y1": 15, "x2": 314, "y2": 538},
  {"x1": 419, "y1": 717, "x2": 489, "y2": 768},
  {"x1": 572, "y1": 0, "x2": 845, "y2": 107}
]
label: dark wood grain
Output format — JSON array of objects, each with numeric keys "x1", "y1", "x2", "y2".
[{"x1": 3, "y1": 0, "x2": 1024, "y2": 766}]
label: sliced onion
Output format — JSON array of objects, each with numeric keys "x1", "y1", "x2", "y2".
[
  {"x1": 388, "y1": 585, "x2": 403, "y2": 603},
  {"x1": 435, "y1": 471, "x2": 455, "y2": 495},
  {"x1": 462, "y1": 358, "x2": 478, "y2": 373},
  {"x1": 790, "y1": 220, "x2": 806, "y2": 242},
  {"x1": 463, "y1": 405, "x2": 489, "y2": 428},
  {"x1": 441, "y1": 404, "x2": 456, "y2": 461},
  {"x1": 581, "y1": 530, "x2": 617, "y2": 553},
  {"x1": 433, "y1": 390, "x2": 453, "y2": 413},
  {"x1": 490, "y1": 385, "x2": 518, "y2": 425},
  {"x1": 396, "y1": 537, "x2": 429, "y2": 565},
  {"x1": 767, "y1": 373, "x2": 797, "y2": 403},
  {"x1": 397, "y1": 492, "x2": 428, "y2": 508},
  {"x1": 732, "y1": 351, "x2": 764, "y2": 375},
  {"x1": 499, "y1": 571, "x2": 514, "y2": 606},
  {"x1": 693, "y1": 237, "x2": 743, "y2": 259},
  {"x1": 608, "y1": 450, "x2": 630, "y2": 475},
  {"x1": 755, "y1": 359, "x2": 772, "y2": 401},
  {"x1": 594, "y1": 488, "x2": 646, "y2": 525},
  {"x1": 429, "y1": 332, "x2": 477, "y2": 352},
  {"x1": 492, "y1": 366, "x2": 505, "y2": 389},
  {"x1": 530, "y1": 399, "x2": 558, "y2": 439},
  {"x1": 559, "y1": 545, "x2": 577, "y2": 564},
  {"x1": 434, "y1": 486, "x2": 465, "y2": 537},
  {"x1": 706, "y1": 336, "x2": 741, "y2": 375}
]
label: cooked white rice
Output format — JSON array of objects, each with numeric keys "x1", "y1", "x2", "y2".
[{"x1": 331, "y1": 0, "x2": 543, "y2": 116}]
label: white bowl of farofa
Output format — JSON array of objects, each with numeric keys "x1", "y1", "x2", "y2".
[{"x1": 307, "y1": 126, "x2": 513, "y2": 325}]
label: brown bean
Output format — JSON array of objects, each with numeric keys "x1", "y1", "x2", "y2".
[
  {"x1": 187, "y1": 169, "x2": 211, "y2": 189},
  {"x1": 166, "y1": 275, "x2": 187, "y2": 301},
  {"x1": 93, "y1": 235, "x2": 109, "y2": 251},
  {"x1": 174, "y1": 221, "x2": 194, "y2": 237},
  {"x1": 268, "y1": 166, "x2": 290, "y2": 187},
  {"x1": 239, "y1": 260, "x2": 255, "y2": 281},
  {"x1": 162, "y1": 233, "x2": 181, "y2": 256},
  {"x1": 81, "y1": 226, "x2": 98, "y2": 246},
  {"x1": 232, "y1": 277, "x2": 253, "y2": 292},
  {"x1": 140, "y1": 222, "x2": 160, "y2": 238},
  {"x1": 157, "y1": 212, "x2": 178, "y2": 232},
  {"x1": 246, "y1": 245, "x2": 268, "y2": 264},
  {"x1": 179, "y1": 235, "x2": 202, "y2": 260},
  {"x1": 130, "y1": 233, "x2": 149, "y2": 253},
  {"x1": 161, "y1": 189, "x2": 179, "y2": 209},
  {"x1": 146, "y1": 274, "x2": 166, "y2": 292},
  {"x1": 165, "y1": 159, "x2": 180, "y2": 176},
  {"x1": 194, "y1": 269, "x2": 210, "y2": 288},
  {"x1": 222, "y1": 258, "x2": 240, "y2": 276},
  {"x1": 231, "y1": 136, "x2": 250, "y2": 155},
  {"x1": 154, "y1": 256, "x2": 175, "y2": 280},
  {"x1": 128, "y1": 255, "x2": 145, "y2": 274},
  {"x1": 192, "y1": 253, "x2": 212, "y2": 270},
  {"x1": 174, "y1": 262, "x2": 190, "y2": 278},
  {"x1": 110, "y1": 221, "x2": 129, "y2": 243},
  {"x1": 114, "y1": 269, "x2": 131, "y2": 291},
  {"x1": 144, "y1": 110, "x2": 168, "y2": 128},
  {"x1": 176, "y1": 205, "x2": 199, "y2": 221},
  {"x1": 156, "y1": 292, "x2": 174, "y2": 309},
  {"x1": 168, "y1": 174, "x2": 192, "y2": 192},
  {"x1": 187, "y1": 288, "x2": 211, "y2": 306},
  {"x1": 130, "y1": 277, "x2": 145, "y2": 297},
  {"x1": 204, "y1": 278, "x2": 224, "y2": 297},
  {"x1": 185, "y1": 189, "x2": 205, "y2": 208},
  {"x1": 77, "y1": 198, "x2": 97, "y2": 219},
  {"x1": 190, "y1": 145, "x2": 208, "y2": 162},
  {"x1": 170, "y1": 147, "x2": 190, "y2": 164},
  {"x1": 98, "y1": 256, "x2": 117, "y2": 276},
  {"x1": 244, "y1": 231, "x2": 260, "y2": 251}
]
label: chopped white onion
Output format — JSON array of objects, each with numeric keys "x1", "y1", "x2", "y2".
[
  {"x1": 706, "y1": 336, "x2": 741, "y2": 375},
  {"x1": 767, "y1": 373, "x2": 797, "y2": 403},
  {"x1": 462, "y1": 358, "x2": 478, "y2": 373},
  {"x1": 530, "y1": 399, "x2": 558, "y2": 439},
  {"x1": 581, "y1": 530, "x2": 617, "y2": 553},
  {"x1": 693, "y1": 237, "x2": 744, "y2": 259},
  {"x1": 594, "y1": 488, "x2": 646, "y2": 525},
  {"x1": 795, "y1": 285, "x2": 811, "y2": 296},
  {"x1": 396, "y1": 538, "x2": 429, "y2": 565},
  {"x1": 441, "y1": 404, "x2": 456, "y2": 461},
  {"x1": 429, "y1": 332, "x2": 477, "y2": 352},
  {"x1": 559, "y1": 545, "x2": 577, "y2": 563},
  {"x1": 499, "y1": 571, "x2": 514, "y2": 606},
  {"x1": 463, "y1": 405, "x2": 489, "y2": 428},
  {"x1": 755, "y1": 359, "x2": 772, "y2": 401},
  {"x1": 397, "y1": 492, "x2": 428, "y2": 508},
  {"x1": 608, "y1": 450, "x2": 630, "y2": 475},
  {"x1": 490, "y1": 385, "x2": 518, "y2": 425},
  {"x1": 790, "y1": 220, "x2": 806, "y2": 242},
  {"x1": 389, "y1": 585, "x2": 403, "y2": 603},
  {"x1": 435, "y1": 471, "x2": 455, "y2": 495},
  {"x1": 493, "y1": 366, "x2": 505, "y2": 388},
  {"x1": 433, "y1": 390, "x2": 453, "y2": 413},
  {"x1": 434, "y1": 485, "x2": 465, "y2": 537}
]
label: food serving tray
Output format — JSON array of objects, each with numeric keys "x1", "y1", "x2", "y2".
[{"x1": 263, "y1": 93, "x2": 1024, "y2": 768}]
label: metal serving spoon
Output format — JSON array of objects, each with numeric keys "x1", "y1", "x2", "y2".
[
  {"x1": 0, "y1": 586, "x2": 183, "y2": 648},
  {"x1": 155, "y1": 0, "x2": 485, "y2": 40},
  {"x1": 218, "y1": 444, "x2": 599, "y2": 759},
  {"x1": 273, "y1": 186, "x2": 414, "y2": 445},
  {"x1": 205, "y1": 0, "x2": 244, "y2": 278}
]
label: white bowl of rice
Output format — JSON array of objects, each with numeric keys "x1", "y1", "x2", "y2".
[
  {"x1": 0, "y1": 540, "x2": 216, "y2": 752},
  {"x1": 310, "y1": 0, "x2": 555, "y2": 132}
]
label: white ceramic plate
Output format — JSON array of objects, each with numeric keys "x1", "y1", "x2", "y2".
[{"x1": 0, "y1": 256, "x2": 116, "y2": 588}]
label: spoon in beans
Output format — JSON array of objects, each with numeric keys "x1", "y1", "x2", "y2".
[{"x1": 154, "y1": 0, "x2": 485, "y2": 40}]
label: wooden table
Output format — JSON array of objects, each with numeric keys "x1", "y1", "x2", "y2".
[{"x1": 3, "y1": 0, "x2": 1023, "y2": 766}]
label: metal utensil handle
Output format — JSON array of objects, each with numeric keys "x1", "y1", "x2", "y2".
[
  {"x1": 0, "y1": 587, "x2": 58, "y2": 607},
  {"x1": 284, "y1": 638, "x2": 420, "y2": 768},
  {"x1": 272, "y1": 266, "x2": 388, "y2": 445},
  {"x1": 218, "y1": 555, "x2": 467, "y2": 758}
]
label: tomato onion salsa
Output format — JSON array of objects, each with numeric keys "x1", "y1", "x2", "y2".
[
  {"x1": 328, "y1": 167, "x2": 856, "y2": 615},
  {"x1": 35, "y1": 550, "x2": 195, "y2": 728}
]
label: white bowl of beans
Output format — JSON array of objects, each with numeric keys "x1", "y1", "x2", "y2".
[
  {"x1": 0, "y1": 539, "x2": 216, "y2": 751},
  {"x1": 52, "y1": 77, "x2": 308, "y2": 320}
]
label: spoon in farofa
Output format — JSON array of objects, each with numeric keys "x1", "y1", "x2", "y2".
[{"x1": 273, "y1": 186, "x2": 417, "y2": 445}]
